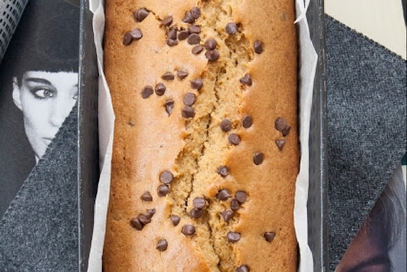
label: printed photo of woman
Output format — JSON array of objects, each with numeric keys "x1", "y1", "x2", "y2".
[
  {"x1": 336, "y1": 163, "x2": 406, "y2": 272},
  {"x1": 12, "y1": 71, "x2": 78, "y2": 162},
  {"x1": 0, "y1": 0, "x2": 79, "y2": 216}
]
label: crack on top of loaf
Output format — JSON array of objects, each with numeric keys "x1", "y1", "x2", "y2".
[
  {"x1": 224, "y1": 27, "x2": 254, "y2": 66},
  {"x1": 181, "y1": 132, "x2": 203, "y2": 215},
  {"x1": 194, "y1": 1, "x2": 245, "y2": 270},
  {"x1": 144, "y1": 9, "x2": 164, "y2": 23},
  {"x1": 194, "y1": 71, "x2": 221, "y2": 178},
  {"x1": 163, "y1": 0, "x2": 249, "y2": 268}
]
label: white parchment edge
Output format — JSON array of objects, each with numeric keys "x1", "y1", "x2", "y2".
[{"x1": 86, "y1": 0, "x2": 318, "y2": 271}]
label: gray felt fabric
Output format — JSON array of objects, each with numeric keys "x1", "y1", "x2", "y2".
[
  {"x1": 326, "y1": 15, "x2": 407, "y2": 271},
  {"x1": 0, "y1": 106, "x2": 79, "y2": 271}
]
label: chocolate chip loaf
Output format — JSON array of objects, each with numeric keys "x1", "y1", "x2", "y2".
[{"x1": 103, "y1": 0, "x2": 299, "y2": 271}]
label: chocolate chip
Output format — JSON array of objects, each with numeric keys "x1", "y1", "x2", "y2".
[
  {"x1": 138, "y1": 214, "x2": 151, "y2": 225},
  {"x1": 166, "y1": 38, "x2": 178, "y2": 47},
  {"x1": 155, "y1": 83, "x2": 166, "y2": 96},
  {"x1": 161, "y1": 16, "x2": 173, "y2": 27},
  {"x1": 193, "y1": 197, "x2": 206, "y2": 209},
  {"x1": 205, "y1": 50, "x2": 220, "y2": 62},
  {"x1": 183, "y1": 93, "x2": 196, "y2": 106},
  {"x1": 282, "y1": 126, "x2": 291, "y2": 137},
  {"x1": 189, "y1": 207, "x2": 203, "y2": 219},
  {"x1": 133, "y1": 8, "x2": 149, "y2": 22},
  {"x1": 130, "y1": 217, "x2": 143, "y2": 230},
  {"x1": 181, "y1": 224, "x2": 196, "y2": 236},
  {"x1": 123, "y1": 29, "x2": 142, "y2": 44},
  {"x1": 187, "y1": 33, "x2": 201, "y2": 45},
  {"x1": 170, "y1": 214, "x2": 181, "y2": 226},
  {"x1": 227, "y1": 231, "x2": 241, "y2": 243},
  {"x1": 264, "y1": 232, "x2": 276, "y2": 242},
  {"x1": 235, "y1": 191, "x2": 247, "y2": 203},
  {"x1": 236, "y1": 265, "x2": 250, "y2": 272},
  {"x1": 217, "y1": 166, "x2": 229, "y2": 177},
  {"x1": 123, "y1": 29, "x2": 143, "y2": 45},
  {"x1": 254, "y1": 40, "x2": 264, "y2": 54},
  {"x1": 167, "y1": 28, "x2": 178, "y2": 40},
  {"x1": 160, "y1": 170, "x2": 174, "y2": 184},
  {"x1": 253, "y1": 152, "x2": 264, "y2": 165},
  {"x1": 182, "y1": 11, "x2": 195, "y2": 24},
  {"x1": 123, "y1": 32, "x2": 133, "y2": 45},
  {"x1": 239, "y1": 73, "x2": 252, "y2": 86},
  {"x1": 226, "y1": 22, "x2": 238, "y2": 34},
  {"x1": 219, "y1": 210, "x2": 234, "y2": 223},
  {"x1": 177, "y1": 70, "x2": 189, "y2": 80},
  {"x1": 181, "y1": 106, "x2": 195, "y2": 118},
  {"x1": 230, "y1": 199, "x2": 240, "y2": 211},
  {"x1": 161, "y1": 72, "x2": 175, "y2": 81},
  {"x1": 275, "y1": 117, "x2": 287, "y2": 131},
  {"x1": 204, "y1": 38, "x2": 217, "y2": 50},
  {"x1": 228, "y1": 133, "x2": 241, "y2": 145},
  {"x1": 156, "y1": 239, "x2": 168, "y2": 251},
  {"x1": 192, "y1": 45, "x2": 204, "y2": 55},
  {"x1": 122, "y1": 29, "x2": 142, "y2": 44},
  {"x1": 141, "y1": 86, "x2": 154, "y2": 98},
  {"x1": 220, "y1": 119, "x2": 232, "y2": 132},
  {"x1": 242, "y1": 115, "x2": 253, "y2": 128},
  {"x1": 216, "y1": 189, "x2": 232, "y2": 201},
  {"x1": 157, "y1": 184, "x2": 170, "y2": 197},
  {"x1": 178, "y1": 30, "x2": 190, "y2": 40},
  {"x1": 190, "y1": 7, "x2": 201, "y2": 19},
  {"x1": 130, "y1": 28, "x2": 143, "y2": 40},
  {"x1": 146, "y1": 208, "x2": 156, "y2": 219},
  {"x1": 164, "y1": 99, "x2": 174, "y2": 116},
  {"x1": 275, "y1": 139, "x2": 285, "y2": 151},
  {"x1": 188, "y1": 25, "x2": 201, "y2": 34},
  {"x1": 190, "y1": 78, "x2": 203, "y2": 90},
  {"x1": 140, "y1": 191, "x2": 153, "y2": 201}
]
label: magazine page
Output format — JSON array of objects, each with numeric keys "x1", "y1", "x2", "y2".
[
  {"x1": 0, "y1": 0, "x2": 80, "y2": 218},
  {"x1": 0, "y1": 0, "x2": 83, "y2": 269},
  {"x1": 336, "y1": 159, "x2": 407, "y2": 272}
]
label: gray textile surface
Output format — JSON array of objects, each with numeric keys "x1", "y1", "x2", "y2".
[
  {"x1": 0, "y1": 106, "x2": 78, "y2": 271},
  {"x1": 326, "y1": 15, "x2": 407, "y2": 271}
]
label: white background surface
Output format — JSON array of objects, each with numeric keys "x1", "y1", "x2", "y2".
[{"x1": 325, "y1": 0, "x2": 406, "y2": 59}]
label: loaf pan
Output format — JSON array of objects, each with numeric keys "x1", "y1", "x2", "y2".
[{"x1": 78, "y1": 0, "x2": 328, "y2": 270}]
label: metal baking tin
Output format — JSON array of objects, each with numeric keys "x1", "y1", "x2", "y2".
[
  {"x1": 307, "y1": 0, "x2": 328, "y2": 271},
  {"x1": 78, "y1": 0, "x2": 99, "y2": 270}
]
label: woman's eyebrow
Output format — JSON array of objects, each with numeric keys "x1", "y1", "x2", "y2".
[
  {"x1": 24, "y1": 77, "x2": 52, "y2": 85},
  {"x1": 347, "y1": 255, "x2": 391, "y2": 272}
]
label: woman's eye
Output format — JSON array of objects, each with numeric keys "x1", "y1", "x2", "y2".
[{"x1": 34, "y1": 89, "x2": 55, "y2": 99}]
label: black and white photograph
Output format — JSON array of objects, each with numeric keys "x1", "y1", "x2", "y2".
[
  {"x1": 0, "y1": 0, "x2": 79, "y2": 217},
  {"x1": 336, "y1": 163, "x2": 406, "y2": 272}
]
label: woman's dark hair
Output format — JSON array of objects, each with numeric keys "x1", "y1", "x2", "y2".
[
  {"x1": 8, "y1": 0, "x2": 80, "y2": 84},
  {"x1": 364, "y1": 164, "x2": 406, "y2": 251}
]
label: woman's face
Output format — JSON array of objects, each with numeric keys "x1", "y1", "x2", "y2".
[{"x1": 13, "y1": 71, "x2": 78, "y2": 161}]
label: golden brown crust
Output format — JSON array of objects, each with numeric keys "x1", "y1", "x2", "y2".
[{"x1": 103, "y1": 0, "x2": 298, "y2": 271}]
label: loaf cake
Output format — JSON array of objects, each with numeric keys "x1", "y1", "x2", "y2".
[{"x1": 103, "y1": 0, "x2": 298, "y2": 271}]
